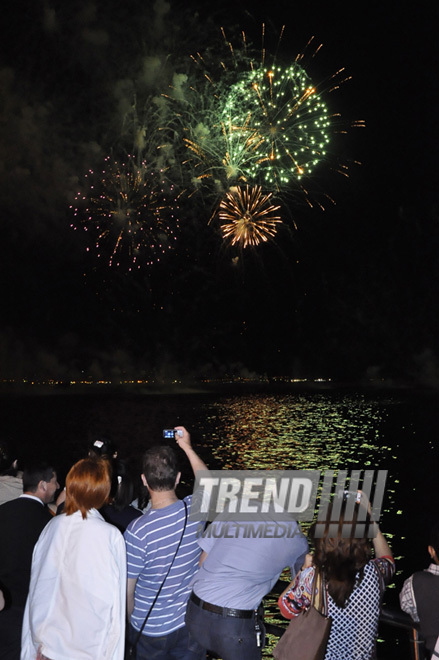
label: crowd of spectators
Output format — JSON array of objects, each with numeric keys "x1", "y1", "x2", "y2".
[{"x1": 0, "y1": 430, "x2": 437, "y2": 660}]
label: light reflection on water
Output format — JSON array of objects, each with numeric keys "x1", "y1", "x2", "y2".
[
  {"x1": 200, "y1": 393, "x2": 392, "y2": 471},
  {"x1": 197, "y1": 393, "x2": 398, "y2": 527}
]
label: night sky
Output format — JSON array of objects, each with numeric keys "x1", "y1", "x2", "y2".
[{"x1": 0, "y1": 0, "x2": 438, "y2": 384}]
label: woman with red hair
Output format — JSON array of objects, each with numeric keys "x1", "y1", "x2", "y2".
[{"x1": 21, "y1": 458, "x2": 126, "y2": 660}]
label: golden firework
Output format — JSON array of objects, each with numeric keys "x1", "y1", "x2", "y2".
[{"x1": 219, "y1": 185, "x2": 282, "y2": 248}]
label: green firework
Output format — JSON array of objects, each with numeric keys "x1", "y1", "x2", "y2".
[{"x1": 221, "y1": 62, "x2": 331, "y2": 190}]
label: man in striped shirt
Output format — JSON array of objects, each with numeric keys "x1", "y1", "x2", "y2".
[{"x1": 124, "y1": 426, "x2": 207, "y2": 660}]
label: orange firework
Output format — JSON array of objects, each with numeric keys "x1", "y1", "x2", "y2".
[{"x1": 219, "y1": 185, "x2": 282, "y2": 248}]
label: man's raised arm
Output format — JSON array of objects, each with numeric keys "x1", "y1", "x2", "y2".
[{"x1": 174, "y1": 426, "x2": 208, "y2": 475}]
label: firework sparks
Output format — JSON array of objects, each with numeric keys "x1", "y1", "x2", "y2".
[
  {"x1": 219, "y1": 185, "x2": 282, "y2": 247},
  {"x1": 70, "y1": 155, "x2": 180, "y2": 269},
  {"x1": 180, "y1": 28, "x2": 363, "y2": 215},
  {"x1": 222, "y1": 62, "x2": 331, "y2": 190},
  {"x1": 183, "y1": 114, "x2": 266, "y2": 188}
]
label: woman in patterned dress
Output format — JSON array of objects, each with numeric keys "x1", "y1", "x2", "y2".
[{"x1": 278, "y1": 494, "x2": 395, "y2": 660}]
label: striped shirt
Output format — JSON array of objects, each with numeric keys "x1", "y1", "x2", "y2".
[{"x1": 124, "y1": 495, "x2": 201, "y2": 636}]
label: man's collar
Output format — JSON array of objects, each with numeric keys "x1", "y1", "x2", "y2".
[{"x1": 20, "y1": 493, "x2": 44, "y2": 505}]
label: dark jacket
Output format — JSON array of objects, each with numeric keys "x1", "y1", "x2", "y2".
[
  {"x1": 413, "y1": 570, "x2": 439, "y2": 653},
  {"x1": 0, "y1": 496, "x2": 52, "y2": 608}
]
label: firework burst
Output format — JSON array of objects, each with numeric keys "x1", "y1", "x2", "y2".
[
  {"x1": 70, "y1": 155, "x2": 180, "y2": 269},
  {"x1": 181, "y1": 28, "x2": 364, "y2": 214},
  {"x1": 222, "y1": 61, "x2": 331, "y2": 190},
  {"x1": 219, "y1": 185, "x2": 281, "y2": 248}
]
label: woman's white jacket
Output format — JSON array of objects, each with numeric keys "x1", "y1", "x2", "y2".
[{"x1": 21, "y1": 508, "x2": 126, "y2": 660}]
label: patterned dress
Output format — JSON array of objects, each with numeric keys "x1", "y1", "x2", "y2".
[{"x1": 278, "y1": 558, "x2": 395, "y2": 660}]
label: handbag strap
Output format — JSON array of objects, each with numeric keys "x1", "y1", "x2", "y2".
[
  {"x1": 310, "y1": 568, "x2": 328, "y2": 617},
  {"x1": 310, "y1": 567, "x2": 319, "y2": 608},
  {"x1": 131, "y1": 500, "x2": 188, "y2": 648}
]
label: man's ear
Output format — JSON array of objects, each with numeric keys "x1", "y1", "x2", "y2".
[
  {"x1": 175, "y1": 472, "x2": 181, "y2": 487},
  {"x1": 428, "y1": 545, "x2": 439, "y2": 563},
  {"x1": 141, "y1": 474, "x2": 147, "y2": 488}
]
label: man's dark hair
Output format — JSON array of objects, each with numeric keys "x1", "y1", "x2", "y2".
[
  {"x1": 112, "y1": 460, "x2": 136, "y2": 511},
  {"x1": 429, "y1": 523, "x2": 439, "y2": 556},
  {"x1": 88, "y1": 436, "x2": 116, "y2": 459},
  {"x1": 142, "y1": 446, "x2": 179, "y2": 491},
  {"x1": 23, "y1": 461, "x2": 55, "y2": 492}
]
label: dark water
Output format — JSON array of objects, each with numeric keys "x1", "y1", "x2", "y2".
[{"x1": 1, "y1": 386, "x2": 438, "y2": 658}]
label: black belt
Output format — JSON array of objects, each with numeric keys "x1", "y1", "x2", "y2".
[{"x1": 190, "y1": 592, "x2": 255, "y2": 619}]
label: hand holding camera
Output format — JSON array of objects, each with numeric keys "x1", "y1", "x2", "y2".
[
  {"x1": 163, "y1": 429, "x2": 184, "y2": 439},
  {"x1": 163, "y1": 426, "x2": 190, "y2": 452},
  {"x1": 343, "y1": 490, "x2": 362, "y2": 504}
]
